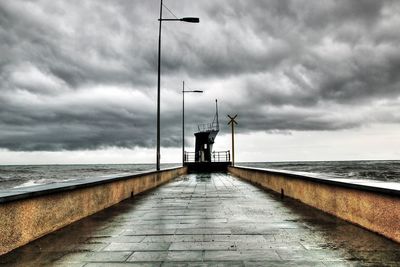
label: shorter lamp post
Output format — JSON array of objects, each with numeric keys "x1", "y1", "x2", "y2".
[{"x1": 182, "y1": 81, "x2": 203, "y2": 165}]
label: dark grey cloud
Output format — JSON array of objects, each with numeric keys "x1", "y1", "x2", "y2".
[{"x1": 1, "y1": 0, "x2": 400, "y2": 151}]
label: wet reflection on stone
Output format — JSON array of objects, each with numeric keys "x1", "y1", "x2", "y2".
[
  {"x1": 195, "y1": 172, "x2": 212, "y2": 182},
  {"x1": 1, "y1": 173, "x2": 399, "y2": 266}
]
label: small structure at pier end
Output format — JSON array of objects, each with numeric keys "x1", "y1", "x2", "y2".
[{"x1": 184, "y1": 100, "x2": 231, "y2": 172}]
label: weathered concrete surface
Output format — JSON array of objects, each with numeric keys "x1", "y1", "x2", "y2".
[
  {"x1": 228, "y1": 166, "x2": 400, "y2": 244},
  {"x1": 1, "y1": 172, "x2": 400, "y2": 266},
  {"x1": 0, "y1": 167, "x2": 186, "y2": 255}
]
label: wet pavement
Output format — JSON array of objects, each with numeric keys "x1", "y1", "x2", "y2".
[{"x1": 1, "y1": 172, "x2": 400, "y2": 266}]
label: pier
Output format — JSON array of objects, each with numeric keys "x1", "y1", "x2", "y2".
[
  {"x1": 1, "y1": 171, "x2": 400, "y2": 266},
  {"x1": 2, "y1": 1, "x2": 400, "y2": 265}
]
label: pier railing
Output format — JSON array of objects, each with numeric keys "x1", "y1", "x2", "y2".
[
  {"x1": 0, "y1": 167, "x2": 188, "y2": 255},
  {"x1": 228, "y1": 166, "x2": 400, "y2": 244},
  {"x1": 184, "y1": 150, "x2": 230, "y2": 163}
]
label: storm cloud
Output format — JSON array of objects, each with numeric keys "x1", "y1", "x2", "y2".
[{"x1": 1, "y1": 0, "x2": 400, "y2": 151}]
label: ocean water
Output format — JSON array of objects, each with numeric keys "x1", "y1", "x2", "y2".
[
  {"x1": 240, "y1": 160, "x2": 400, "y2": 183},
  {"x1": 0, "y1": 160, "x2": 399, "y2": 190},
  {"x1": 0, "y1": 163, "x2": 179, "y2": 190}
]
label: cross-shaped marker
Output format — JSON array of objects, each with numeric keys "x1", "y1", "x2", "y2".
[
  {"x1": 228, "y1": 114, "x2": 238, "y2": 125},
  {"x1": 228, "y1": 114, "x2": 238, "y2": 166}
]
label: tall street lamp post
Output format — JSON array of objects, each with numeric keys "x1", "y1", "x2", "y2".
[
  {"x1": 182, "y1": 81, "x2": 203, "y2": 165},
  {"x1": 156, "y1": 0, "x2": 199, "y2": 171}
]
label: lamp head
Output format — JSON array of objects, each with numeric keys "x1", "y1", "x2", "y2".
[{"x1": 180, "y1": 17, "x2": 200, "y2": 23}]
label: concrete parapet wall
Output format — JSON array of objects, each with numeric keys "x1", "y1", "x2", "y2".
[
  {"x1": 0, "y1": 167, "x2": 187, "y2": 255},
  {"x1": 228, "y1": 166, "x2": 400, "y2": 243}
]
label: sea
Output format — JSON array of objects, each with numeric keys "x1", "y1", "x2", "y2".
[
  {"x1": 0, "y1": 160, "x2": 399, "y2": 190},
  {"x1": 0, "y1": 163, "x2": 179, "y2": 190}
]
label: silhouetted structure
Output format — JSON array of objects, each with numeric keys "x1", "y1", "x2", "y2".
[
  {"x1": 194, "y1": 100, "x2": 220, "y2": 162},
  {"x1": 184, "y1": 100, "x2": 231, "y2": 172}
]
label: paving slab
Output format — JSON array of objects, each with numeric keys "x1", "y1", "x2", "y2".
[{"x1": 1, "y1": 172, "x2": 400, "y2": 266}]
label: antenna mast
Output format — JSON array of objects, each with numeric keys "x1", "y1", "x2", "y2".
[{"x1": 215, "y1": 99, "x2": 219, "y2": 130}]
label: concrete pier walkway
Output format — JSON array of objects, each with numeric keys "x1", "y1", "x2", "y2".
[{"x1": 1, "y1": 173, "x2": 400, "y2": 266}]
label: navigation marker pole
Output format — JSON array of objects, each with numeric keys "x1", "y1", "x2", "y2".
[{"x1": 228, "y1": 114, "x2": 238, "y2": 166}]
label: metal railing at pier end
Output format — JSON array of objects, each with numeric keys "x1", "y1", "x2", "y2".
[{"x1": 184, "y1": 150, "x2": 230, "y2": 163}]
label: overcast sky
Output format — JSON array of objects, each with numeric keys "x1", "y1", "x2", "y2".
[{"x1": 1, "y1": 0, "x2": 400, "y2": 164}]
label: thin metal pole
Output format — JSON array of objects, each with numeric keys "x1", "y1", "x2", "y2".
[
  {"x1": 215, "y1": 99, "x2": 219, "y2": 129},
  {"x1": 156, "y1": 0, "x2": 163, "y2": 171},
  {"x1": 182, "y1": 81, "x2": 185, "y2": 166},
  {"x1": 231, "y1": 122, "x2": 235, "y2": 166}
]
